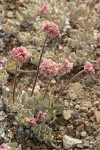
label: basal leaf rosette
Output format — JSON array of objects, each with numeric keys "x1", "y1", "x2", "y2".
[
  {"x1": 6, "y1": 56, "x2": 21, "y2": 74},
  {"x1": 0, "y1": 68, "x2": 8, "y2": 86}
]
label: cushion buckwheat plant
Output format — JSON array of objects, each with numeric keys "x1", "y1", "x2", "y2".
[{"x1": 0, "y1": 0, "x2": 99, "y2": 149}]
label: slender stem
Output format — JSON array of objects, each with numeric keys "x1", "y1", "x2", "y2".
[
  {"x1": 54, "y1": 70, "x2": 85, "y2": 103},
  {"x1": 13, "y1": 63, "x2": 18, "y2": 104},
  {"x1": 76, "y1": 0, "x2": 80, "y2": 7},
  {"x1": 43, "y1": 78, "x2": 52, "y2": 100},
  {"x1": 31, "y1": 35, "x2": 48, "y2": 97},
  {"x1": 13, "y1": 0, "x2": 21, "y2": 14},
  {"x1": 87, "y1": 0, "x2": 95, "y2": 21},
  {"x1": 18, "y1": 70, "x2": 36, "y2": 74}
]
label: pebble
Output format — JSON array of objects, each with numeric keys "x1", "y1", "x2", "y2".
[
  {"x1": 81, "y1": 106, "x2": 88, "y2": 112},
  {"x1": 94, "y1": 110, "x2": 100, "y2": 123},
  {"x1": 86, "y1": 126, "x2": 96, "y2": 135},
  {"x1": 75, "y1": 105, "x2": 80, "y2": 110},
  {"x1": 63, "y1": 135, "x2": 82, "y2": 149},
  {"x1": 63, "y1": 110, "x2": 72, "y2": 121},
  {"x1": 72, "y1": 111, "x2": 80, "y2": 119},
  {"x1": 76, "y1": 124, "x2": 84, "y2": 132},
  {"x1": 96, "y1": 136, "x2": 100, "y2": 150},
  {"x1": 83, "y1": 141, "x2": 90, "y2": 148},
  {"x1": 80, "y1": 131, "x2": 87, "y2": 138},
  {"x1": 26, "y1": 147, "x2": 31, "y2": 150}
]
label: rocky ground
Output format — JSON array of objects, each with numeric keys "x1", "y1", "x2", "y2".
[{"x1": 0, "y1": 1, "x2": 100, "y2": 150}]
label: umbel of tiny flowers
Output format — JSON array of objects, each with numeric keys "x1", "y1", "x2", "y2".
[
  {"x1": 63, "y1": 59, "x2": 73, "y2": 73},
  {"x1": 37, "y1": 3, "x2": 50, "y2": 16},
  {"x1": 10, "y1": 47, "x2": 30, "y2": 104},
  {"x1": 84, "y1": 62, "x2": 95, "y2": 76},
  {"x1": 10, "y1": 47, "x2": 30, "y2": 64},
  {"x1": 36, "y1": 111, "x2": 47, "y2": 122},
  {"x1": 40, "y1": 59, "x2": 59, "y2": 99},
  {"x1": 27, "y1": 118, "x2": 37, "y2": 127},
  {"x1": 27, "y1": 111, "x2": 47, "y2": 126},
  {"x1": 31, "y1": 23, "x2": 60, "y2": 96},
  {"x1": 0, "y1": 143, "x2": 10, "y2": 150},
  {"x1": 43, "y1": 22, "x2": 60, "y2": 37},
  {"x1": 39, "y1": 59, "x2": 59, "y2": 78}
]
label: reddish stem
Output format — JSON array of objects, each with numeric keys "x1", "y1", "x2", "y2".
[
  {"x1": 13, "y1": 0, "x2": 21, "y2": 14},
  {"x1": 13, "y1": 63, "x2": 18, "y2": 104},
  {"x1": 31, "y1": 35, "x2": 48, "y2": 97},
  {"x1": 76, "y1": 0, "x2": 80, "y2": 6},
  {"x1": 54, "y1": 70, "x2": 85, "y2": 103},
  {"x1": 43, "y1": 78, "x2": 52, "y2": 100},
  {"x1": 18, "y1": 70, "x2": 36, "y2": 74},
  {"x1": 87, "y1": 0, "x2": 95, "y2": 21}
]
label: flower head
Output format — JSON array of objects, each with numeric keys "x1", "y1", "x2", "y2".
[
  {"x1": 43, "y1": 22, "x2": 60, "y2": 37},
  {"x1": 37, "y1": 111, "x2": 47, "y2": 122},
  {"x1": 10, "y1": 47, "x2": 30, "y2": 63},
  {"x1": 27, "y1": 118, "x2": 37, "y2": 126},
  {"x1": 84, "y1": 62, "x2": 95, "y2": 76},
  {"x1": 38, "y1": 3, "x2": 50, "y2": 16},
  {"x1": 39, "y1": 59, "x2": 59, "y2": 78},
  {"x1": 0, "y1": 143, "x2": 10, "y2": 150},
  {"x1": 63, "y1": 59, "x2": 73, "y2": 73}
]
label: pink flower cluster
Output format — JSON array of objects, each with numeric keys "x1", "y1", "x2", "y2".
[
  {"x1": 0, "y1": 143, "x2": 10, "y2": 150},
  {"x1": 63, "y1": 59, "x2": 73, "y2": 73},
  {"x1": 27, "y1": 111, "x2": 47, "y2": 127},
  {"x1": 94, "y1": 32, "x2": 100, "y2": 45},
  {"x1": 96, "y1": 57, "x2": 100, "y2": 64},
  {"x1": 43, "y1": 22, "x2": 60, "y2": 37},
  {"x1": 39, "y1": 59, "x2": 59, "y2": 78},
  {"x1": 10, "y1": 47, "x2": 30, "y2": 63},
  {"x1": 37, "y1": 111, "x2": 47, "y2": 122},
  {"x1": 84, "y1": 62, "x2": 95, "y2": 76},
  {"x1": 95, "y1": 3, "x2": 100, "y2": 15},
  {"x1": 38, "y1": 3, "x2": 50, "y2": 16},
  {"x1": 27, "y1": 118, "x2": 37, "y2": 126}
]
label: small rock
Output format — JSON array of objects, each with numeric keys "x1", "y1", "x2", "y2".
[
  {"x1": 85, "y1": 77, "x2": 94, "y2": 86},
  {"x1": 7, "y1": 11, "x2": 13, "y2": 18},
  {"x1": 86, "y1": 126, "x2": 96, "y2": 135},
  {"x1": 63, "y1": 135, "x2": 82, "y2": 149},
  {"x1": 81, "y1": 106, "x2": 88, "y2": 113},
  {"x1": 26, "y1": 147, "x2": 31, "y2": 150},
  {"x1": 75, "y1": 105, "x2": 80, "y2": 109},
  {"x1": 77, "y1": 143, "x2": 83, "y2": 149},
  {"x1": 66, "y1": 125, "x2": 74, "y2": 136},
  {"x1": 80, "y1": 131, "x2": 87, "y2": 138},
  {"x1": 87, "y1": 109, "x2": 94, "y2": 117},
  {"x1": 94, "y1": 110, "x2": 100, "y2": 123},
  {"x1": 76, "y1": 124, "x2": 84, "y2": 132},
  {"x1": 83, "y1": 141, "x2": 90, "y2": 148},
  {"x1": 96, "y1": 136, "x2": 100, "y2": 150},
  {"x1": 64, "y1": 100, "x2": 69, "y2": 107},
  {"x1": 63, "y1": 110, "x2": 72, "y2": 120},
  {"x1": 72, "y1": 111, "x2": 79, "y2": 119},
  {"x1": 93, "y1": 101, "x2": 100, "y2": 107}
]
